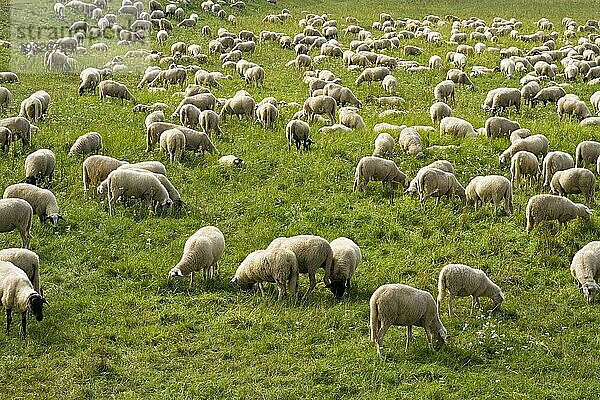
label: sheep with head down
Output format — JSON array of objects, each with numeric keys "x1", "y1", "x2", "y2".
[
  {"x1": 3, "y1": 183, "x2": 63, "y2": 227},
  {"x1": 570, "y1": 241, "x2": 600, "y2": 303}
]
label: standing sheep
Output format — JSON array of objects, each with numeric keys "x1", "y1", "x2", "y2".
[
  {"x1": 231, "y1": 248, "x2": 299, "y2": 300},
  {"x1": 99, "y1": 80, "x2": 136, "y2": 104},
  {"x1": 105, "y1": 168, "x2": 172, "y2": 215},
  {"x1": 370, "y1": 284, "x2": 447, "y2": 354},
  {"x1": 0, "y1": 198, "x2": 33, "y2": 249},
  {"x1": 434, "y1": 80, "x2": 455, "y2": 103},
  {"x1": 575, "y1": 140, "x2": 600, "y2": 168},
  {"x1": 465, "y1": 175, "x2": 513, "y2": 214},
  {"x1": 0, "y1": 86, "x2": 12, "y2": 111},
  {"x1": 0, "y1": 116, "x2": 37, "y2": 147},
  {"x1": 542, "y1": 151, "x2": 574, "y2": 187},
  {"x1": 286, "y1": 119, "x2": 312, "y2": 151},
  {"x1": 398, "y1": 127, "x2": 424, "y2": 158},
  {"x1": 550, "y1": 168, "x2": 596, "y2": 205},
  {"x1": 429, "y1": 101, "x2": 452, "y2": 124},
  {"x1": 220, "y1": 94, "x2": 256, "y2": 121},
  {"x1": 244, "y1": 65, "x2": 265, "y2": 87},
  {"x1": 526, "y1": 194, "x2": 591, "y2": 233},
  {"x1": 303, "y1": 95, "x2": 337, "y2": 123},
  {"x1": 484, "y1": 116, "x2": 520, "y2": 138},
  {"x1": 69, "y1": 132, "x2": 102, "y2": 156},
  {"x1": 416, "y1": 167, "x2": 466, "y2": 207},
  {"x1": 24, "y1": 149, "x2": 55, "y2": 187},
  {"x1": 510, "y1": 150, "x2": 540, "y2": 187},
  {"x1": 326, "y1": 237, "x2": 361, "y2": 299},
  {"x1": 169, "y1": 226, "x2": 225, "y2": 283},
  {"x1": 373, "y1": 133, "x2": 395, "y2": 158},
  {"x1": 570, "y1": 241, "x2": 600, "y2": 303},
  {"x1": 354, "y1": 67, "x2": 390, "y2": 86},
  {"x1": 199, "y1": 110, "x2": 221, "y2": 137},
  {"x1": 180, "y1": 104, "x2": 201, "y2": 129},
  {"x1": 437, "y1": 264, "x2": 504, "y2": 316},
  {"x1": 0, "y1": 248, "x2": 40, "y2": 293},
  {"x1": 255, "y1": 102, "x2": 279, "y2": 129},
  {"x1": 0, "y1": 126, "x2": 11, "y2": 152},
  {"x1": 3, "y1": 183, "x2": 63, "y2": 227},
  {"x1": 82, "y1": 155, "x2": 128, "y2": 193},
  {"x1": 382, "y1": 74, "x2": 397, "y2": 94},
  {"x1": 159, "y1": 128, "x2": 186, "y2": 163},
  {"x1": 439, "y1": 117, "x2": 477, "y2": 138},
  {"x1": 353, "y1": 156, "x2": 408, "y2": 201}
]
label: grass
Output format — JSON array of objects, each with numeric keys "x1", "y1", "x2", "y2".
[{"x1": 2, "y1": 0, "x2": 600, "y2": 398}]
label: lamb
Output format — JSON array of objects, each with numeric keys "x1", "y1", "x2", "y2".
[
  {"x1": 326, "y1": 237, "x2": 361, "y2": 299},
  {"x1": 0, "y1": 127, "x2": 11, "y2": 151},
  {"x1": 82, "y1": 155, "x2": 128, "y2": 193},
  {"x1": 484, "y1": 116, "x2": 520, "y2": 138},
  {"x1": 429, "y1": 102, "x2": 452, "y2": 124},
  {"x1": 218, "y1": 155, "x2": 244, "y2": 167},
  {"x1": 231, "y1": 248, "x2": 299, "y2": 300},
  {"x1": 255, "y1": 102, "x2": 279, "y2": 129},
  {"x1": 542, "y1": 151, "x2": 574, "y2": 187},
  {"x1": 416, "y1": 167, "x2": 466, "y2": 207},
  {"x1": 0, "y1": 261, "x2": 47, "y2": 338},
  {"x1": 159, "y1": 128, "x2": 186, "y2": 163},
  {"x1": 303, "y1": 95, "x2": 337, "y2": 123},
  {"x1": 0, "y1": 198, "x2": 33, "y2": 249},
  {"x1": 382, "y1": 74, "x2": 397, "y2": 94},
  {"x1": 286, "y1": 119, "x2": 312, "y2": 151},
  {"x1": 373, "y1": 133, "x2": 395, "y2": 158},
  {"x1": 68, "y1": 132, "x2": 102, "y2": 156},
  {"x1": 434, "y1": 80, "x2": 455, "y2": 103},
  {"x1": 532, "y1": 86, "x2": 566, "y2": 106},
  {"x1": 339, "y1": 107, "x2": 365, "y2": 129},
  {"x1": 220, "y1": 94, "x2": 256, "y2": 121},
  {"x1": 179, "y1": 104, "x2": 201, "y2": 129},
  {"x1": 0, "y1": 248, "x2": 40, "y2": 293},
  {"x1": 439, "y1": 117, "x2": 477, "y2": 138},
  {"x1": 550, "y1": 168, "x2": 596, "y2": 205},
  {"x1": 354, "y1": 67, "x2": 390, "y2": 86},
  {"x1": 266, "y1": 235, "x2": 333, "y2": 299},
  {"x1": 510, "y1": 150, "x2": 540, "y2": 187},
  {"x1": 398, "y1": 127, "x2": 424, "y2": 158},
  {"x1": 446, "y1": 68, "x2": 474, "y2": 88},
  {"x1": 24, "y1": 149, "x2": 55, "y2": 187},
  {"x1": 98, "y1": 80, "x2": 136, "y2": 104},
  {"x1": 369, "y1": 284, "x2": 447, "y2": 354},
  {"x1": 3, "y1": 183, "x2": 62, "y2": 226},
  {"x1": 575, "y1": 140, "x2": 600, "y2": 168},
  {"x1": 105, "y1": 168, "x2": 172, "y2": 215},
  {"x1": 437, "y1": 264, "x2": 504, "y2": 316},
  {"x1": 526, "y1": 194, "x2": 591, "y2": 233},
  {"x1": 570, "y1": 241, "x2": 600, "y2": 303},
  {"x1": 319, "y1": 124, "x2": 352, "y2": 133},
  {"x1": 499, "y1": 134, "x2": 549, "y2": 164},
  {"x1": 465, "y1": 175, "x2": 513, "y2": 214}
]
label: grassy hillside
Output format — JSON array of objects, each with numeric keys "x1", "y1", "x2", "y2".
[{"x1": 1, "y1": 0, "x2": 600, "y2": 398}]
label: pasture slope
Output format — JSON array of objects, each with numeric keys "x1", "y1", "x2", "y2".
[{"x1": 1, "y1": 0, "x2": 600, "y2": 398}]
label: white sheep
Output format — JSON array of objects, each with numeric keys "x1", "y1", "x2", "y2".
[
  {"x1": 231, "y1": 248, "x2": 299, "y2": 300},
  {"x1": 570, "y1": 241, "x2": 600, "y2": 303},
  {"x1": 3, "y1": 183, "x2": 62, "y2": 226},
  {"x1": 0, "y1": 248, "x2": 40, "y2": 293},
  {"x1": 145, "y1": 111, "x2": 165, "y2": 129},
  {"x1": 499, "y1": 134, "x2": 549, "y2": 164},
  {"x1": 169, "y1": 226, "x2": 224, "y2": 283},
  {"x1": 373, "y1": 123, "x2": 406, "y2": 133},
  {"x1": 381, "y1": 74, "x2": 397, "y2": 94},
  {"x1": 520, "y1": 81, "x2": 541, "y2": 107},
  {"x1": 159, "y1": 128, "x2": 186, "y2": 163},
  {"x1": 218, "y1": 155, "x2": 244, "y2": 167},
  {"x1": 24, "y1": 149, "x2": 55, "y2": 187},
  {"x1": 354, "y1": 67, "x2": 390, "y2": 86},
  {"x1": 302, "y1": 95, "x2": 337, "y2": 123},
  {"x1": 99, "y1": 80, "x2": 136, "y2": 104},
  {"x1": 575, "y1": 140, "x2": 600, "y2": 168},
  {"x1": 220, "y1": 93, "x2": 256, "y2": 120},
  {"x1": 180, "y1": 104, "x2": 201, "y2": 129},
  {"x1": 266, "y1": 234, "x2": 333, "y2": 299},
  {"x1": 542, "y1": 151, "x2": 574, "y2": 187},
  {"x1": 550, "y1": 168, "x2": 596, "y2": 205},
  {"x1": 484, "y1": 116, "x2": 520, "y2": 138},
  {"x1": 398, "y1": 127, "x2": 424, "y2": 158},
  {"x1": 105, "y1": 168, "x2": 172, "y2": 215},
  {"x1": 370, "y1": 284, "x2": 447, "y2": 354},
  {"x1": 428, "y1": 55, "x2": 443, "y2": 70},
  {"x1": 0, "y1": 117, "x2": 37, "y2": 147},
  {"x1": 353, "y1": 156, "x2": 408, "y2": 200},
  {"x1": 416, "y1": 167, "x2": 466, "y2": 207},
  {"x1": 437, "y1": 264, "x2": 504, "y2": 316},
  {"x1": 199, "y1": 110, "x2": 221, "y2": 137},
  {"x1": 339, "y1": 107, "x2": 365, "y2": 129},
  {"x1": 439, "y1": 117, "x2": 477, "y2": 138},
  {"x1": 69, "y1": 132, "x2": 102, "y2": 156},
  {"x1": 429, "y1": 102, "x2": 451, "y2": 124},
  {"x1": 244, "y1": 65, "x2": 265, "y2": 87},
  {"x1": 373, "y1": 133, "x2": 395, "y2": 158},
  {"x1": 465, "y1": 175, "x2": 513, "y2": 214},
  {"x1": 286, "y1": 119, "x2": 312, "y2": 151},
  {"x1": 526, "y1": 194, "x2": 591, "y2": 233},
  {"x1": 326, "y1": 237, "x2": 361, "y2": 299},
  {"x1": 255, "y1": 102, "x2": 279, "y2": 129},
  {"x1": 434, "y1": 80, "x2": 455, "y2": 103},
  {"x1": 510, "y1": 150, "x2": 540, "y2": 187},
  {"x1": 580, "y1": 117, "x2": 600, "y2": 128},
  {"x1": 0, "y1": 86, "x2": 11, "y2": 111},
  {"x1": 0, "y1": 261, "x2": 47, "y2": 338},
  {"x1": 82, "y1": 155, "x2": 128, "y2": 193},
  {"x1": 0, "y1": 198, "x2": 33, "y2": 249}
]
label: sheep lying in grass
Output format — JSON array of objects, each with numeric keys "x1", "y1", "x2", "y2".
[
  {"x1": 266, "y1": 235, "x2": 333, "y2": 299},
  {"x1": 231, "y1": 248, "x2": 299, "y2": 300},
  {"x1": 465, "y1": 175, "x2": 513, "y2": 214},
  {"x1": 353, "y1": 156, "x2": 408, "y2": 201},
  {"x1": 570, "y1": 241, "x2": 600, "y2": 303},
  {"x1": 0, "y1": 248, "x2": 40, "y2": 293},
  {"x1": 169, "y1": 226, "x2": 225, "y2": 284},
  {"x1": 69, "y1": 132, "x2": 102, "y2": 156},
  {"x1": 0, "y1": 261, "x2": 47, "y2": 338},
  {"x1": 575, "y1": 140, "x2": 600, "y2": 168},
  {"x1": 437, "y1": 263, "x2": 504, "y2": 316},
  {"x1": 416, "y1": 167, "x2": 466, "y2": 207},
  {"x1": 3, "y1": 183, "x2": 62, "y2": 227},
  {"x1": 0, "y1": 198, "x2": 33, "y2": 249},
  {"x1": 439, "y1": 117, "x2": 477, "y2": 137},
  {"x1": 542, "y1": 151, "x2": 574, "y2": 187},
  {"x1": 370, "y1": 284, "x2": 447, "y2": 354},
  {"x1": 326, "y1": 237, "x2": 361, "y2": 299},
  {"x1": 526, "y1": 194, "x2": 591, "y2": 233},
  {"x1": 218, "y1": 155, "x2": 244, "y2": 167},
  {"x1": 550, "y1": 168, "x2": 596, "y2": 206},
  {"x1": 24, "y1": 149, "x2": 55, "y2": 187}
]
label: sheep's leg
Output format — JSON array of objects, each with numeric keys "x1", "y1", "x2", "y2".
[
  {"x1": 345, "y1": 277, "x2": 351, "y2": 289},
  {"x1": 6, "y1": 309, "x2": 11, "y2": 335},
  {"x1": 20, "y1": 311, "x2": 27, "y2": 339},
  {"x1": 258, "y1": 283, "x2": 265, "y2": 296},
  {"x1": 189, "y1": 271, "x2": 194, "y2": 286},
  {"x1": 376, "y1": 321, "x2": 390, "y2": 355},
  {"x1": 448, "y1": 294, "x2": 454, "y2": 317},
  {"x1": 277, "y1": 283, "x2": 286, "y2": 300},
  {"x1": 405, "y1": 325, "x2": 413, "y2": 352},
  {"x1": 471, "y1": 296, "x2": 479, "y2": 315},
  {"x1": 302, "y1": 273, "x2": 317, "y2": 300}
]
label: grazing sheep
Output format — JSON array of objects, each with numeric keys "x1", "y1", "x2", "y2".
[
  {"x1": 323, "y1": 84, "x2": 361, "y2": 108},
  {"x1": 339, "y1": 107, "x2": 365, "y2": 129},
  {"x1": 286, "y1": 119, "x2": 312, "y2": 151},
  {"x1": 118, "y1": 161, "x2": 167, "y2": 175},
  {"x1": 146, "y1": 122, "x2": 217, "y2": 154},
  {"x1": 509, "y1": 128, "x2": 532, "y2": 143},
  {"x1": 98, "y1": 80, "x2": 136, "y2": 104},
  {"x1": 353, "y1": 156, "x2": 408, "y2": 200},
  {"x1": 439, "y1": 117, "x2": 477, "y2": 138},
  {"x1": 69, "y1": 132, "x2": 102, "y2": 156},
  {"x1": 151, "y1": 68, "x2": 187, "y2": 89},
  {"x1": 244, "y1": 65, "x2": 265, "y2": 87},
  {"x1": 434, "y1": 80, "x2": 455, "y2": 103},
  {"x1": 580, "y1": 117, "x2": 600, "y2": 127},
  {"x1": 520, "y1": 81, "x2": 541, "y2": 107},
  {"x1": 437, "y1": 264, "x2": 504, "y2": 316},
  {"x1": 500, "y1": 58, "x2": 516, "y2": 77},
  {"x1": 398, "y1": 127, "x2": 424, "y2": 158},
  {"x1": 173, "y1": 93, "x2": 217, "y2": 117},
  {"x1": 0, "y1": 261, "x2": 46, "y2": 338},
  {"x1": 0, "y1": 248, "x2": 40, "y2": 293},
  {"x1": 429, "y1": 102, "x2": 452, "y2": 124},
  {"x1": 180, "y1": 104, "x2": 201, "y2": 129},
  {"x1": 18, "y1": 97, "x2": 42, "y2": 122},
  {"x1": 159, "y1": 128, "x2": 186, "y2": 163},
  {"x1": 526, "y1": 194, "x2": 591, "y2": 233},
  {"x1": 510, "y1": 150, "x2": 540, "y2": 187},
  {"x1": 266, "y1": 235, "x2": 333, "y2": 299},
  {"x1": 137, "y1": 67, "x2": 161, "y2": 88},
  {"x1": 105, "y1": 168, "x2": 172, "y2": 215},
  {"x1": 465, "y1": 175, "x2": 513, "y2": 213},
  {"x1": 0, "y1": 198, "x2": 33, "y2": 249},
  {"x1": 303, "y1": 95, "x2": 337, "y2": 123},
  {"x1": 370, "y1": 284, "x2": 447, "y2": 354},
  {"x1": 255, "y1": 102, "x2": 278, "y2": 128},
  {"x1": 198, "y1": 109, "x2": 221, "y2": 138},
  {"x1": 3, "y1": 183, "x2": 62, "y2": 226},
  {"x1": 0, "y1": 72, "x2": 19, "y2": 83},
  {"x1": 416, "y1": 167, "x2": 466, "y2": 207},
  {"x1": 24, "y1": 149, "x2": 55, "y2": 187},
  {"x1": 429, "y1": 55, "x2": 443, "y2": 70},
  {"x1": 0, "y1": 117, "x2": 37, "y2": 147},
  {"x1": 231, "y1": 248, "x2": 299, "y2": 300},
  {"x1": 446, "y1": 68, "x2": 474, "y2": 88},
  {"x1": 484, "y1": 116, "x2": 520, "y2": 138},
  {"x1": 382, "y1": 74, "x2": 397, "y2": 94},
  {"x1": 168, "y1": 226, "x2": 225, "y2": 283},
  {"x1": 220, "y1": 94, "x2": 256, "y2": 120},
  {"x1": 542, "y1": 151, "x2": 574, "y2": 187},
  {"x1": 355, "y1": 67, "x2": 390, "y2": 86},
  {"x1": 78, "y1": 68, "x2": 102, "y2": 95},
  {"x1": 373, "y1": 133, "x2": 395, "y2": 158},
  {"x1": 0, "y1": 86, "x2": 11, "y2": 111},
  {"x1": 82, "y1": 155, "x2": 128, "y2": 193},
  {"x1": 403, "y1": 45, "x2": 423, "y2": 56},
  {"x1": 550, "y1": 168, "x2": 596, "y2": 205},
  {"x1": 0, "y1": 126, "x2": 11, "y2": 151},
  {"x1": 532, "y1": 86, "x2": 566, "y2": 106},
  {"x1": 575, "y1": 140, "x2": 600, "y2": 168},
  {"x1": 570, "y1": 241, "x2": 600, "y2": 303},
  {"x1": 326, "y1": 237, "x2": 361, "y2": 299},
  {"x1": 499, "y1": 134, "x2": 549, "y2": 164},
  {"x1": 557, "y1": 95, "x2": 592, "y2": 121},
  {"x1": 145, "y1": 111, "x2": 165, "y2": 129},
  {"x1": 490, "y1": 87, "x2": 521, "y2": 114},
  {"x1": 218, "y1": 155, "x2": 244, "y2": 167}
]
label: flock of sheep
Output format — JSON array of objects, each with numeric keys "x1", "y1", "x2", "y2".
[{"x1": 1, "y1": 0, "x2": 600, "y2": 355}]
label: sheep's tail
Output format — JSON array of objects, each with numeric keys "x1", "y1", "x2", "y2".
[
  {"x1": 353, "y1": 163, "x2": 361, "y2": 191},
  {"x1": 437, "y1": 269, "x2": 447, "y2": 313},
  {"x1": 288, "y1": 269, "x2": 298, "y2": 300},
  {"x1": 369, "y1": 295, "x2": 379, "y2": 342},
  {"x1": 82, "y1": 164, "x2": 89, "y2": 192}
]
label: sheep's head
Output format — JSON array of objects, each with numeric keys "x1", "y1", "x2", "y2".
[
  {"x1": 325, "y1": 280, "x2": 346, "y2": 299},
  {"x1": 577, "y1": 204, "x2": 592, "y2": 220},
  {"x1": 492, "y1": 289, "x2": 505, "y2": 306},
  {"x1": 233, "y1": 158, "x2": 244, "y2": 167},
  {"x1": 581, "y1": 282, "x2": 599, "y2": 303},
  {"x1": 27, "y1": 293, "x2": 48, "y2": 322},
  {"x1": 169, "y1": 267, "x2": 183, "y2": 278},
  {"x1": 230, "y1": 276, "x2": 253, "y2": 290},
  {"x1": 430, "y1": 326, "x2": 448, "y2": 350},
  {"x1": 45, "y1": 213, "x2": 63, "y2": 227}
]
